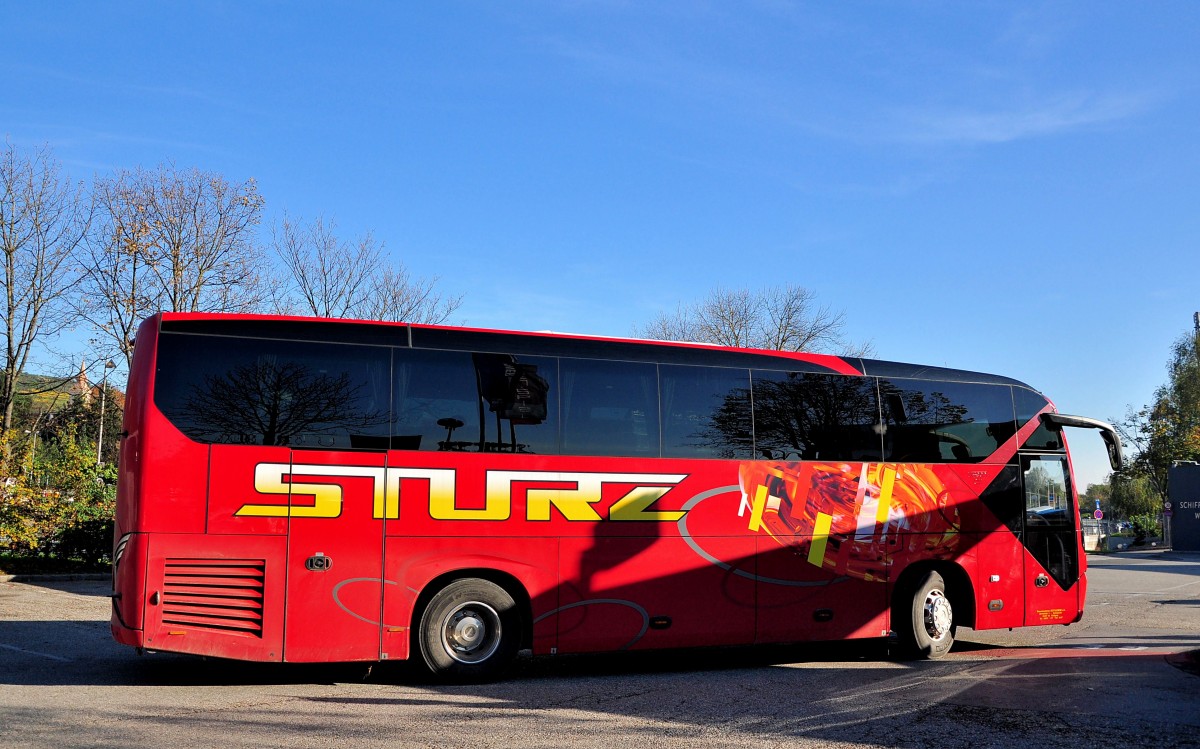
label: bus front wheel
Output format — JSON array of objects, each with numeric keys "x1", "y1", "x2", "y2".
[
  {"x1": 895, "y1": 570, "x2": 956, "y2": 659},
  {"x1": 417, "y1": 578, "x2": 519, "y2": 682}
]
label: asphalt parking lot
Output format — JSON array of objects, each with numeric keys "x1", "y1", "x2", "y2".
[{"x1": 2, "y1": 551, "x2": 1199, "y2": 749}]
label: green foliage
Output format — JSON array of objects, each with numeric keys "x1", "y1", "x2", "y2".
[
  {"x1": 1115, "y1": 326, "x2": 1200, "y2": 505},
  {"x1": 1107, "y1": 474, "x2": 1160, "y2": 520},
  {"x1": 1129, "y1": 512, "x2": 1162, "y2": 543},
  {"x1": 0, "y1": 482, "x2": 67, "y2": 552},
  {"x1": 1080, "y1": 482, "x2": 1110, "y2": 513},
  {"x1": 0, "y1": 425, "x2": 115, "y2": 566},
  {"x1": 37, "y1": 385, "x2": 123, "y2": 467},
  {"x1": 1132, "y1": 513, "x2": 1161, "y2": 537}
]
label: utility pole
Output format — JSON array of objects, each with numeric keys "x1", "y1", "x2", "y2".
[{"x1": 96, "y1": 360, "x2": 117, "y2": 465}]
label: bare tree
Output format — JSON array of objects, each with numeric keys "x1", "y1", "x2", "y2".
[
  {"x1": 270, "y1": 215, "x2": 379, "y2": 318},
  {"x1": 80, "y1": 170, "x2": 156, "y2": 370},
  {"x1": 270, "y1": 215, "x2": 461, "y2": 324},
  {"x1": 636, "y1": 284, "x2": 872, "y2": 356},
  {"x1": 81, "y1": 165, "x2": 267, "y2": 368},
  {"x1": 636, "y1": 304, "x2": 697, "y2": 344},
  {"x1": 757, "y1": 286, "x2": 846, "y2": 352},
  {"x1": 140, "y1": 165, "x2": 266, "y2": 313},
  {"x1": 696, "y1": 288, "x2": 760, "y2": 348},
  {"x1": 0, "y1": 142, "x2": 92, "y2": 433},
  {"x1": 362, "y1": 265, "x2": 462, "y2": 325}
]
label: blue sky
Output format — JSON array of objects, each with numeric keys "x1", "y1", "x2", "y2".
[{"x1": 4, "y1": 1, "x2": 1198, "y2": 488}]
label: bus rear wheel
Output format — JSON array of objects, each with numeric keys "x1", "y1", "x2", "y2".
[
  {"x1": 895, "y1": 570, "x2": 956, "y2": 659},
  {"x1": 417, "y1": 578, "x2": 519, "y2": 682}
]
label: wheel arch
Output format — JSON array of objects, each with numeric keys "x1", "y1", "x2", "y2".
[
  {"x1": 410, "y1": 568, "x2": 533, "y2": 650},
  {"x1": 891, "y1": 560, "x2": 976, "y2": 630}
]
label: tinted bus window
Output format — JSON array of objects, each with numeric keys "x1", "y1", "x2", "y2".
[
  {"x1": 751, "y1": 371, "x2": 881, "y2": 461},
  {"x1": 660, "y1": 365, "x2": 752, "y2": 459},
  {"x1": 393, "y1": 349, "x2": 558, "y2": 454},
  {"x1": 154, "y1": 333, "x2": 390, "y2": 448},
  {"x1": 880, "y1": 380, "x2": 1016, "y2": 463},
  {"x1": 1014, "y1": 386, "x2": 1064, "y2": 451},
  {"x1": 473, "y1": 352, "x2": 558, "y2": 454},
  {"x1": 560, "y1": 358, "x2": 658, "y2": 457}
]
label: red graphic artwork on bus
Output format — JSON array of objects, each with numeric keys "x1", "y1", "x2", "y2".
[{"x1": 739, "y1": 461, "x2": 961, "y2": 582}]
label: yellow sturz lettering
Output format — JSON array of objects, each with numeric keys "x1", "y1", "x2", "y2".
[
  {"x1": 237, "y1": 464, "x2": 454, "y2": 520},
  {"x1": 237, "y1": 463, "x2": 293, "y2": 517},
  {"x1": 504, "y1": 471, "x2": 687, "y2": 522},
  {"x1": 235, "y1": 463, "x2": 687, "y2": 522},
  {"x1": 427, "y1": 470, "x2": 510, "y2": 520},
  {"x1": 608, "y1": 486, "x2": 685, "y2": 522},
  {"x1": 519, "y1": 472, "x2": 605, "y2": 522},
  {"x1": 236, "y1": 463, "x2": 347, "y2": 518},
  {"x1": 401, "y1": 468, "x2": 465, "y2": 520}
]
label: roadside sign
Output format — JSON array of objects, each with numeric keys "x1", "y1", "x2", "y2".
[
  {"x1": 1168, "y1": 463, "x2": 1199, "y2": 551},
  {"x1": 1094, "y1": 510, "x2": 1104, "y2": 520}
]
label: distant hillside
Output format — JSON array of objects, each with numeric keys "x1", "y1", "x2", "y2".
[{"x1": 15, "y1": 372, "x2": 78, "y2": 413}]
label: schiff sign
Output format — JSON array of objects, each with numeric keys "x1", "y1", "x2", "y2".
[{"x1": 1168, "y1": 463, "x2": 1200, "y2": 552}]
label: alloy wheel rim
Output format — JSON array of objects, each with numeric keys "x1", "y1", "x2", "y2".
[
  {"x1": 441, "y1": 601, "x2": 502, "y2": 664},
  {"x1": 923, "y1": 590, "x2": 953, "y2": 642}
]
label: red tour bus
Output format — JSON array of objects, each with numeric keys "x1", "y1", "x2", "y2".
[{"x1": 110, "y1": 313, "x2": 1122, "y2": 680}]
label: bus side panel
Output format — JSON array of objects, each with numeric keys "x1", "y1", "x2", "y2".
[
  {"x1": 111, "y1": 531, "x2": 149, "y2": 642},
  {"x1": 137, "y1": 410, "x2": 210, "y2": 534},
  {"x1": 967, "y1": 531, "x2": 1025, "y2": 630},
  {"x1": 546, "y1": 473, "x2": 756, "y2": 654},
  {"x1": 1076, "y1": 534, "x2": 1088, "y2": 618},
  {"x1": 555, "y1": 533, "x2": 756, "y2": 653},
  {"x1": 114, "y1": 317, "x2": 157, "y2": 540},
  {"x1": 141, "y1": 533, "x2": 286, "y2": 662},
  {"x1": 756, "y1": 537, "x2": 890, "y2": 644},
  {"x1": 380, "y1": 536, "x2": 560, "y2": 661},
  {"x1": 282, "y1": 451, "x2": 387, "y2": 663},
  {"x1": 207, "y1": 445, "x2": 291, "y2": 536},
  {"x1": 1023, "y1": 546, "x2": 1083, "y2": 626},
  {"x1": 380, "y1": 455, "x2": 758, "y2": 658}
]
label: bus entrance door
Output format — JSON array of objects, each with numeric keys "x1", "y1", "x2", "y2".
[
  {"x1": 1020, "y1": 455, "x2": 1082, "y2": 626},
  {"x1": 283, "y1": 450, "x2": 387, "y2": 662}
]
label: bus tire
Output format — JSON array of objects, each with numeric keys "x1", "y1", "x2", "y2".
[
  {"x1": 417, "y1": 578, "x2": 519, "y2": 682},
  {"x1": 895, "y1": 570, "x2": 956, "y2": 660}
]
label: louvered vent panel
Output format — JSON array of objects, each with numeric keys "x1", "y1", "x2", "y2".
[{"x1": 162, "y1": 558, "x2": 266, "y2": 637}]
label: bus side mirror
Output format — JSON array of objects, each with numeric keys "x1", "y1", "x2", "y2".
[
  {"x1": 1100, "y1": 429, "x2": 1123, "y2": 472},
  {"x1": 1040, "y1": 412, "x2": 1124, "y2": 472}
]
